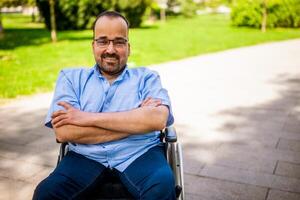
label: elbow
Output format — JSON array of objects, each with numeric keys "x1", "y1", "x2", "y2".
[
  {"x1": 150, "y1": 106, "x2": 169, "y2": 131},
  {"x1": 54, "y1": 126, "x2": 70, "y2": 143},
  {"x1": 154, "y1": 121, "x2": 167, "y2": 131},
  {"x1": 56, "y1": 134, "x2": 67, "y2": 143}
]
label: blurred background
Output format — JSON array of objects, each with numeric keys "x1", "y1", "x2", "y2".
[
  {"x1": 1, "y1": 1, "x2": 300, "y2": 199},
  {"x1": 0, "y1": 0, "x2": 299, "y2": 102}
]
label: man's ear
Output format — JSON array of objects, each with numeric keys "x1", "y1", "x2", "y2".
[
  {"x1": 128, "y1": 43, "x2": 131, "y2": 56},
  {"x1": 92, "y1": 41, "x2": 96, "y2": 52}
]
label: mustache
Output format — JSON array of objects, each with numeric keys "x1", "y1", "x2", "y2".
[{"x1": 101, "y1": 53, "x2": 119, "y2": 59}]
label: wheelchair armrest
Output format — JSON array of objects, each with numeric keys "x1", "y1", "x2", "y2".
[
  {"x1": 57, "y1": 142, "x2": 68, "y2": 165},
  {"x1": 165, "y1": 126, "x2": 177, "y2": 143}
]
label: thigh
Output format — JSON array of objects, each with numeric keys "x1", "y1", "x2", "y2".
[
  {"x1": 33, "y1": 151, "x2": 106, "y2": 200},
  {"x1": 119, "y1": 145, "x2": 176, "y2": 200}
]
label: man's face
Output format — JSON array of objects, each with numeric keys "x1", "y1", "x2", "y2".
[{"x1": 92, "y1": 16, "x2": 130, "y2": 78}]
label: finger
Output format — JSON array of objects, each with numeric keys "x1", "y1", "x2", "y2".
[
  {"x1": 151, "y1": 99, "x2": 162, "y2": 107},
  {"x1": 54, "y1": 119, "x2": 69, "y2": 128},
  {"x1": 51, "y1": 110, "x2": 66, "y2": 118},
  {"x1": 140, "y1": 98, "x2": 149, "y2": 107},
  {"x1": 51, "y1": 114, "x2": 67, "y2": 125},
  {"x1": 141, "y1": 97, "x2": 153, "y2": 106},
  {"x1": 144, "y1": 98, "x2": 161, "y2": 106},
  {"x1": 57, "y1": 101, "x2": 73, "y2": 110},
  {"x1": 141, "y1": 97, "x2": 151, "y2": 106}
]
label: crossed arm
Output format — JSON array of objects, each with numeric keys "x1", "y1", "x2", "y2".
[{"x1": 51, "y1": 98, "x2": 169, "y2": 144}]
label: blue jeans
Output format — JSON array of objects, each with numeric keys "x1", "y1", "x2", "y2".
[{"x1": 33, "y1": 146, "x2": 176, "y2": 200}]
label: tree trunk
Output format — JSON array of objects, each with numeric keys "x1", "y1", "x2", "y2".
[
  {"x1": 0, "y1": 14, "x2": 4, "y2": 38},
  {"x1": 49, "y1": 0, "x2": 57, "y2": 42},
  {"x1": 261, "y1": 0, "x2": 267, "y2": 32},
  {"x1": 31, "y1": 7, "x2": 36, "y2": 22},
  {"x1": 160, "y1": 8, "x2": 166, "y2": 22}
]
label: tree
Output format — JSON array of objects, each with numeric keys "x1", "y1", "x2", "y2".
[
  {"x1": 49, "y1": 0, "x2": 56, "y2": 42},
  {"x1": 156, "y1": 0, "x2": 168, "y2": 21},
  {"x1": 231, "y1": 0, "x2": 300, "y2": 29},
  {"x1": 0, "y1": 14, "x2": 3, "y2": 38},
  {"x1": 261, "y1": 0, "x2": 267, "y2": 32},
  {"x1": 36, "y1": 0, "x2": 152, "y2": 30},
  {"x1": 0, "y1": 0, "x2": 36, "y2": 36}
]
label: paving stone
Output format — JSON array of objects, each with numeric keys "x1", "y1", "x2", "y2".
[
  {"x1": 266, "y1": 189, "x2": 300, "y2": 200},
  {"x1": 29, "y1": 167, "x2": 53, "y2": 185},
  {"x1": 183, "y1": 155, "x2": 205, "y2": 175},
  {"x1": 283, "y1": 122, "x2": 300, "y2": 133},
  {"x1": 0, "y1": 157, "x2": 45, "y2": 181},
  {"x1": 280, "y1": 131, "x2": 300, "y2": 140},
  {"x1": 0, "y1": 130, "x2": 42, "y2": 145},
  {"x1": 223, "y1": 131, "x2": 279, "y2": 148},
  {"x1": 185, "y1": 193, "x2": 209, "y2": 200},
  {"x1": 200, "y1": 164, "x2": 300, "y2": 193},
  {"x1": 232, "y1": 119, "x2": 285, "y2": 133},
  {"x1": 227, "y1": 129, "x2": 300, "y2": 151},
  {"x1": 277, "y1": 138, "x2": 300, "y2": 152},
  {"x1": 275, "y1": 161, "x2": 300, "y2": 179},
  {"x1": 217, "y1": 144, "x2": 300, "y2": 164},
  {"x1": 185, "y1": 174, "x2": 267, "y2": 200},
  {"x1": 232, "y1": 122, "x2": 285, "y2": 135},
  {"x1": 243, "y1": 108, "x2": 290, "y2": 123},
  {"x1": 0, "y1": 177, "x2": 35, "y2": 200},
  {"x1": 0, "y1": 142, "x2": 23, "y2": 159},
  {"x1": 254, "y1": 99, "x2": 297, "y2": 111},
  {"x1": 233, "y1": 128, "x2": 300, "y2": 141},
  {"x1": 0, "y1": 140, "x2": 59, "y2": 167},
  {"x1": 211, "y1": 153, "x2": 277, "y2": 174},
  {"x1": 182, "y1": 140, "x2": 221, "y2": 168},
  {"x1": 285, "y1": 112, "x2": 300, "y2": 126}
]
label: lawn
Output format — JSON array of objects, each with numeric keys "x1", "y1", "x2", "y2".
[{"x1": 0, "y1": 13, "x2": 300, "y2": 99}]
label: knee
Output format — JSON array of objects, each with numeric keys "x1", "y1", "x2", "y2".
[
  {"x1": 155, "y1": 167, "x2": 175, "y2": 193},
  {"x1": 143, "y1": 167, "x2": 176, "y2": 199},
  {"x1": 32, "y1": 176, "x2": 66, "y2": 200},
  {"x1": 32, "y1": 179, "x2": 53, "y2": 200}
]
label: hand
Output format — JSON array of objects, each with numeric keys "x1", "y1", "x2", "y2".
[
  {"x1": 140, "y1": 97, "x2": 162, "y2": 107},
  {"x1": 51, "y1": 102, "x2": 95, "y2": 128}
]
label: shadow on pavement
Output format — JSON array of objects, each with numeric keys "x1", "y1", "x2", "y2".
[{"x1": 176, "y1": 73, "x2": 300, "y2": 199}]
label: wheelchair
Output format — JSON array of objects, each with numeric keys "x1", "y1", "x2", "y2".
[{"x1": 57, "y1": 126, "x2": 185, "y2": 200}]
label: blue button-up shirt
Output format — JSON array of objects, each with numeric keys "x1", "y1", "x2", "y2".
[{"x1": 45, "y1": 65, "x2": 174, "y2": 172}]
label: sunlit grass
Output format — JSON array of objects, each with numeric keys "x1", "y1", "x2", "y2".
[{"x1": 0, "y1": 13, "x2": 299, "y2": 99}]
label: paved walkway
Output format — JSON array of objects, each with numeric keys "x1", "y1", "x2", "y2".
[{"x1": 1, "y1": 39, "x2": 300, "y2": 200}]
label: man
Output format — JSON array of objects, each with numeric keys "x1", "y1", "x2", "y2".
[{"x1": 33, "y1": 11, "x2": 175, "y2": 200}]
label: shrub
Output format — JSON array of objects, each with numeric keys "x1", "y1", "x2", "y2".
[
  {"x1": 231, "y1": 0, "x2": 300, "y2": 28},
  {"x1": 36, "y1": 0, "x2": 151, "y2": 30}
]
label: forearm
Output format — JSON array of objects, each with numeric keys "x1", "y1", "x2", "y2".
[
  {"x1": 89, "y1": 106, "x2": 169, "y2": 134},
  {"x1": 51, "y1": 100, "x2": 170, "y2": 134},
  {"x1": 54, "y1": 125, "x2": 130, "y2": 144}
]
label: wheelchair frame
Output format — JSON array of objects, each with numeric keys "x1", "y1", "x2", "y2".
[{"x1": 57, "y1": 126, "x2": 185, "y2": 200}]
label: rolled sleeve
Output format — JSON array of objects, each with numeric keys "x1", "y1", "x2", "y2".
[
  {"x1": 45, "y1": 70, "x2": 80, "y2": 128},
  {"x1": 140, "y1": 70, "x2": 174, "y2": 126}
]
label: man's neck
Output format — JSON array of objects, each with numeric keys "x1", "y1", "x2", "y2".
[
  {"x1": 103, "y1": 73, "x2": 118, "y2": 85},
  {"x1": 96, "y1": 64, "x2": 126, "y2": 85}
]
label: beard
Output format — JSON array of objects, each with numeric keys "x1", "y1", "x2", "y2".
[{"x1": 97, "y1": 53, "x2": 126, "y2": 76}]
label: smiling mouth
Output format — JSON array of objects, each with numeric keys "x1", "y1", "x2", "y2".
[{"x1": 104, "y1": 57, "x2": 117, "y2": 61}]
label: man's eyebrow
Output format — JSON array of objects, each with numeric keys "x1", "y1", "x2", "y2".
[
  {"x1": 95, "y1": 36, "x2": 127, "y2": 40},
  {"x1": 95, "y1": 36, "x2": 107, "y2": 40}
]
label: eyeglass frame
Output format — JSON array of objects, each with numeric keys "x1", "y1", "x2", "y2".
[{"x1": 93, "y1": 37, "x2": 128, "y2": 48}]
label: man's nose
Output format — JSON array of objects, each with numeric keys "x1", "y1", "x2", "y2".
[{"x1": 106, "y1": 41, "x2": 116, "y2": 53}]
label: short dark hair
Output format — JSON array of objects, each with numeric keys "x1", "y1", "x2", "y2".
[{"x1": 92, "y1": 11, "x2": 129, "y2": 38}]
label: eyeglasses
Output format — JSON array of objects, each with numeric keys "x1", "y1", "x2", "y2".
[{"x1": 94, "y1": 38, "x2": 128, "y2": 48}]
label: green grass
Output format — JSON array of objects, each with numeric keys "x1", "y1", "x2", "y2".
[{"x1": 0, "y1": 13, "x2": 300, "y2": 99}]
